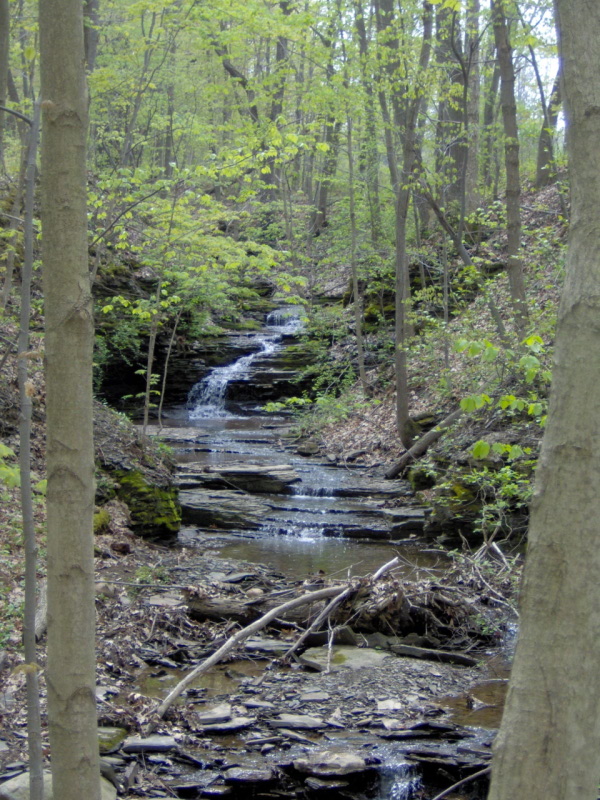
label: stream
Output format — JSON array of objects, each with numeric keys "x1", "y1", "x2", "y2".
[
  {"x1": 163, "y1": 310, "x2": 444, "y2": 582},
  {"x1": 150, "y1": 310, "x2": 504, "y2": 800}
]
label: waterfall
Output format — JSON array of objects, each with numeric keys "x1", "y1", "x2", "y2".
[
  {"x1": 187, "y1": 307, "x2": 303, "y2": 419},
  {"x1": 377, "y1": 760, "x2": 421, "y2": 800}
]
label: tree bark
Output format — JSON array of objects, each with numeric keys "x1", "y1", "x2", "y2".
[
  {"x1": 434, "y1": 7, "x2": 466, "y2": 208},
  {"x1": 492, "y1": 0, "x2": 529, "y2": 336},
  {"x1": 353, "y1": 0, "x2": 383, "y2": 245},
  {"x1": 464, "y1": 0, "x2": 480, "y2": 215},
  {"x1": 488, "y1": 3, "x2": 600, "y2": 797},
  {"x1": 83, "y1": 0, "x2": 99, "y2": 73},
  {"x1": 535, "y1": 70, "x2": 561, "y2": 188},
  {"x1": 39, "y1": 1, "x2": 100, "y2": 799},
  {"x1": 0, "y1": 0, "x2": 9, "y2": 167},
  {"x1": 374, "y1": 0, "x2": 433, "y2": 448},
  {"x1": 19, "y1": 101, "x2": 43, "y2": 800},
  {"x1": 482, "y1": 47, "x2": 500, "y2": 191},
  {"x1": 347, "y1": 116, "x2": 367, "y2": 393}
]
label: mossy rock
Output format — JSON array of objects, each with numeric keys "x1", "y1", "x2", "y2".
[
  {"x1": 408, "y1": 465, "x2": 437, "y2": 491},
  {"x1": 226, "y1": 317, "x2": 263, "y2": 331},
  {"x1": 114, "y1": 469, "x2": 181, "y2": 538},
  {"x1": 94, "y1": 507, "x2": 111, "y2": 534},
  {"x1": 98, "y1": 726, "x2": 128, "y2": 754}
]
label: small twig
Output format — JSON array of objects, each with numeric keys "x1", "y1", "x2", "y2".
[{"x1": 429, "y1": 766, "x2": 491, "y2": 800}]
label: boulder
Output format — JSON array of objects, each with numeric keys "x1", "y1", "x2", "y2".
[{"x1": 114, "y1": 469, "x2": 181, "y2": 538}]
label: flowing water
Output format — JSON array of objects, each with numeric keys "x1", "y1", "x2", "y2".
[
  {"x1": 160, "y1": 309, "x2": 496, "y2": 799},
  {"x1": 187, "y1": 308, "x2": 303, "y2": 419}
]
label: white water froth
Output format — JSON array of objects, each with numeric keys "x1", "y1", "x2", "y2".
[
  {"x1": 378, "y1": 761, "x2": 421, "y2": 800},
  {"x1": 187, "y1": 309, "x2": 303, "y2": 419}
]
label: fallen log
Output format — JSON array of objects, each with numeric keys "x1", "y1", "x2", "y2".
[
  {"x1": 185, "y1": 591, "x2": 331, "y2": 626},
  {"x1": 389, "y1": 643, "x2": 479, "y2": 667},
  {"x1": 385, "y1": 408, "x2": 463, "y2": 479}
]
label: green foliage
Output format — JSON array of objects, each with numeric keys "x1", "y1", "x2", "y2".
[{"x1": 0, "y1": 444, "x2": 19, "y2": 489}]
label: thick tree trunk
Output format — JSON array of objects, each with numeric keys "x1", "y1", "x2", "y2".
[
  {"x1": 39, "y1": 2, "x2": 100, "y2": 799},
  {"x1": 488, "y1": 3, "x2": 600, "y2": 798},
  {"x1": 492, "y1": 0, "x2": 528, "y2": 336}
]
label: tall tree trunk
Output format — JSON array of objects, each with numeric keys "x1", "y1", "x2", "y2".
[
  {"x1": 464, "y1": 0, "x2": 480, "y2": 215},
  {"x1": 39, "y1": 2, "x2": 100, "y2": 799},
  {"x1": 488, "y1": 3, "x2": 600, "y2": 798},
  {"x1": 19, "y1": 101, "x2": 43, "y2": 800},
  {"x1": 492, "y1": 0, "x2": 528, "y2": 336},
  {"x1": 353, "y1": 0, "x2": 383, "y2": 245},
  {"x1": 83, "y1": 0, "x2": 99, "y2": 73},
  {"x1": 434, "y1": 7, "x2": 466, "y2": 208},
  {"x1": 347, "y1": 116, "x2": 367, "y2": 394},
  {"x1": 310, "y1": 119, "x2": 341, "y2": 236},
  {"x1": 0, "y1": 0, "x2": 9, "y2": 167},
  {"x1": 536, "y1": 70, "x2": 561, "y2": 188},
  {"x1": 482, "y1": 48, "x2": 500, "y2": 190},
  {"x1": 375, "y1": 0, "x2": 433, "y2": 447}
]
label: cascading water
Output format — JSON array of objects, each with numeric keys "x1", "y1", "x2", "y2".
[
  {"x1": 187, "y1": 308, "x2": 303, "y2": 419},
  {"x1": 377, "y1": 760, "x2": 421, "y2": 800}
]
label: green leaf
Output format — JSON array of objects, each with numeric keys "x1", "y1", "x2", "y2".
[
  {"x1": 0, "y1": 443, "x2": 16, "y2": 458},
  {"x1": 472, "y1": 440, "x2": 491, "y2": 460}
]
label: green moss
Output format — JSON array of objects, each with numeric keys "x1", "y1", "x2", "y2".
[
  {"x1": 114, "y1": 469, "x2": 181, "y2": 538},
  {"x1": 226, "y1": 317, "x2": 263, "y2": 331},
  {"x1": 93, "y1": 508, "x2": 111, "y2": 534},
  {"x1": 98, "y1": 726, "x2": 128, "y2": 754}
]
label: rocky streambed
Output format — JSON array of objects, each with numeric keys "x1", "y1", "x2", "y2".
[{"x1": 0, "y1": 311, "x2": 514, "y2": 800}]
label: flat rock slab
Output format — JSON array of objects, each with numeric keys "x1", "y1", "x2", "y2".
[
  {"x1": 0, "y1": 771, "x2": 116, "y2": 800},
  {"x1": 180, "y1": 489, "x2": 271, "y2": 529},
  {"x1": 143, "y1": 426, "x2": 205, "y2": 442},
  {"x1": 196, "y1": 717, "x2": 256, "y2": 734},
  {"x1": 145, "y1": 593, "x2": 184, "y2": 608},
  {"x1": 300, "y1": 691, "x2": 331, "y2": 702},
  {"x1": 293, "y1": 752, "x2": 369, "y2": 777},
  {"x1": 178, "y1": 464, "x2": 300, "y2": 494},
  {"x1": 245, "y1": 637, "x2": 290, "y2": 656},
  {"x1": 195, "y1": 702, "x2": 232, "y2": 725},
  {"x1": 122, "y1": 735, "x2": 178, "y2": 753},
  {"x1": 267, "y1": 713, "x2": 326, "y2": 730},
  {"x1": 225, "y1": 767, "x2": 275, "y2": 783},
  {"x1": 299, "y1": 645, "x2": 394, "y2": 672},
  {"x1": 384, "y1": 507, "x2": 429, "y2": 536}
]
